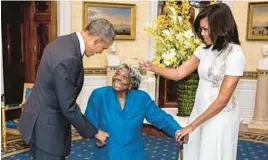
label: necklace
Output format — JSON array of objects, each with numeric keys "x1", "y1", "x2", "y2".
[
  {"x1": 118, "y1": 95, "x2": 126, "y2": 99},
  {"x1": 117, "y1": 92, "x2": 127, "y2": 99}
]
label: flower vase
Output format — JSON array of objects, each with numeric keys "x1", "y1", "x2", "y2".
[{"x1": 176, "y1": 70, "x2": 199, "y2": 116}]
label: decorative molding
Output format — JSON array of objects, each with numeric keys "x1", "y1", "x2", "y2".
[
  {"x1": 83, "y1": 67, "x2": 147, "y2": 76},
  {"x1": 84, "y1": 68, "x2": 107, "y2": 75},
  {"x1": 242, "y1": 71, "x2": 258, "y2": 79},
  {"x1": 257, "y1": 69, "x2": 268, "y2": 75},
  {"x1": 83, "y1": 68, "x2": 257, "y2": 79}
]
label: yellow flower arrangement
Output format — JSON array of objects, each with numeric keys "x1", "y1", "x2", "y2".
[{"x1": 145, "y1": 0, "x2": 201, "y2": 68}]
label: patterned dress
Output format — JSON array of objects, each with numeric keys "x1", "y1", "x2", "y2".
[{"x1": 183, "y1": 43, "x2": 246, "y2": 160}]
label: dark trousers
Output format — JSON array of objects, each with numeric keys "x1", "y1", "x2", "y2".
[{"x1": 29, "y1": 143, "x2": 65, "y2": 160}]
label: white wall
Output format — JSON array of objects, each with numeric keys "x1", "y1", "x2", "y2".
[
  {"x1": 57, "y1": 1, "x2": 71, "y2": 36},
  {"x1": 235, "y1": 79, "x2": 257, "y2": 124}
]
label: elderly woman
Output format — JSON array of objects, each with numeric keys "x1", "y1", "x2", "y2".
[{"x1": 84, "y1": 63, "x2": 182, "y2": 160}]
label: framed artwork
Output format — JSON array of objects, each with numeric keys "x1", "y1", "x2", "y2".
[
  {"x1": 83, "y1": 2, "x2": 136, "y2": 40},
  {"x1": 247, "y1": 2, "x2": 268, "y2": 40}
]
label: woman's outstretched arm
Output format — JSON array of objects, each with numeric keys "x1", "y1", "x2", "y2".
[{"x1": 139, "y1": 55, "x2": 200, "y2": 81}]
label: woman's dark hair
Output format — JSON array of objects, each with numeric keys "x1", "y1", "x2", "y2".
[{"x1": 194, "y1": 3, "x2": 240, "y2": 51}]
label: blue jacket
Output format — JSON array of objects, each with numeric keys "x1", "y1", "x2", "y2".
[{"x1": 85, "y1": 86, "x2": 181, "y2": 160}]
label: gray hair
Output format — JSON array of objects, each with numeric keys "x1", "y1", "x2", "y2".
[
  {"x1": 117, "y1": 63, "x2": 142, "y2": 89},
  {"x1": 85, "y1": 18, "x2": 115, "y2": 43}
]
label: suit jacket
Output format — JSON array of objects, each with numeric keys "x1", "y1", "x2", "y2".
[
  {"x1": 85, "y1": 86, "x2": 181, "y2": 159},
  {"x1": 18, "y1": 33, "x2": 98, "y2": 156}
]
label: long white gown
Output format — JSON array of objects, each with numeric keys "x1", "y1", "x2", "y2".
[{"x1": 183, "y1": 43, "x2": 246, "y2": 160}]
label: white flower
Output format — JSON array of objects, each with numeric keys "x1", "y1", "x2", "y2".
[
  {"x1": 163, "y1": 29, "x2": 171, "y2": 38},
  {"x1": 162, "y1": 49, "x2": 176, "y2": 60},
  {"x1": 162, "y1": 52, "x2": 168, "y2": 60},
  {"x1": 163, "y1": 59, "x2": 171, "y2": 66},
  {"x1": 168, "y1": 49, "x2": 176, "y2": 57},
  {"x1": 170, "y1": 15, "x2": 177, "y2": 22},
  {"x1": 169, "y1": 7, "x2": 177, "y2": 22},
  {"x1": 170, "y1": 7, "x2": 176, "y2": 16},
  {"x1": 169, "y1": 49, "x2": 176, "y2": 58},
  {"x1": 184, "y1": 30, "x2": 194, "y2": 39},
  {"x1": 183, "y1": 41, "x2": 191, "y2": 49},
  {"x1": 178, "y1": 16, "x2": 183, "y2": 23},
  {"x1": 175, "y1": 33, "x2": 183, "y2": 40}
]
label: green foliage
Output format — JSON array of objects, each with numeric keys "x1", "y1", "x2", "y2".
[{"x1": 176, "y1": 71, "x2": 199, "y2": 116}]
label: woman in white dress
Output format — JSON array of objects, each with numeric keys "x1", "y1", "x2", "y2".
[{"x1": 139, "y1": 3, "x2": 245, "y2": 160}]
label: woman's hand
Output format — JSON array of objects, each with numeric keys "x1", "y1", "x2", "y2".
[
  {"x1": 175, "y1": 129, "x2": 189, "y2": 144},
  {"x1": 138, "y1": 59, "x2": 153, "y2": 71},
  {"x1": 175, "y1": 125, "x2": 195, "y2": 142},
  {"x1": 182, "y1": 134, "x2": 189, "y2": 144}
]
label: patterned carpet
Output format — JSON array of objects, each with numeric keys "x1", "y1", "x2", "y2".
[
  {"x1": 1, "y1": 129, "x2": 82, "y2": 158},
  {"x1": 1, "y1": 131, "x2": 268, "y2": 160},
  {"x1": 238, "y1": 132, "x2": 268, "y2": 144},
  {"x1": 2, "y1": 135, "x2": 181, "y2": 160}
]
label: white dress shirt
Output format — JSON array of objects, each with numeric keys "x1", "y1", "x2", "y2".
[{"x1": 76, "y1": 32, "x2": 85, "y2": 56}]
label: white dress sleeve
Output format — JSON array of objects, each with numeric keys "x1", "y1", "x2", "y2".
[
  {"x1": 225, "y1": 45, "x2": 246, "y2": 76},
  {"x1": 193, "y1": 44, "x2": 206, "y2": 60}
]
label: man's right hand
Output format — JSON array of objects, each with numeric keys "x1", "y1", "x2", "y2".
[{"x1": 95, "y1": 130, "x2": 109, "y2": 144}]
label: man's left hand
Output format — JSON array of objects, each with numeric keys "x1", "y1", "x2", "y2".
[{"x1": 95, "y1": 130, "x2": 109, "y2": 144}]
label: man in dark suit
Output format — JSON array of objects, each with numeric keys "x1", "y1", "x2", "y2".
[{"x1": 18, "y1": 19, "x2": 115, "y2": 160}]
